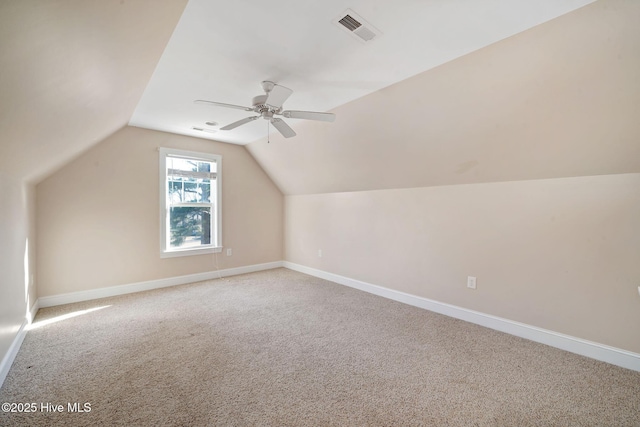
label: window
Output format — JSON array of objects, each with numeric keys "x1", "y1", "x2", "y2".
[{"x1": 159, "y1": 148, "x2": 221, "y2": 257}]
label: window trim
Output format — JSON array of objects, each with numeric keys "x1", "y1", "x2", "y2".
[{"x1": 159, "y1": 147, "x2": 222, "y2": 258}]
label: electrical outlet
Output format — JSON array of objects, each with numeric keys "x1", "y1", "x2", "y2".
[
  {"x1": 226, "y1": 248, "x2": 232, "y2": 256},
  {"x1": 637, "y1": 286, "x2": 640, "y2": 297},
  {"x1": 467, "y1": 276, "x2": 477, "y2": 289},
  {"x1": 318, "y1": 249, "x2": 322, "y2": 258}
]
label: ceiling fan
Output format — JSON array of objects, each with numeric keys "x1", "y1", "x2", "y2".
[{"x1": 194, "y1": 81, "x2": 335, "y2": 139}]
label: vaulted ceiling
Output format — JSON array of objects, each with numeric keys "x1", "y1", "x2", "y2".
[
  {"x1": 129, "y1": 0, "x2": 594, "y2": 145},
  {"x1": 247, "y1": 0, "x2": 640, "y2": 194},
  {"x1": 2, "y1": 0, "x2": 639, "y2": 194},
  {"x1": 0, "y1": 0, "x2": 187, "y2": 182}
]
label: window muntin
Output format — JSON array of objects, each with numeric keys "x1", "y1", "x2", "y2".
[{"x1": 160, "y1": 148, "x2": 221, "y2": 257}]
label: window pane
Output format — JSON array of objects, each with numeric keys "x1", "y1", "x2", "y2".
[
  {"x1": 183, "y1": 181, "x2": 198, "y2": 202},
  {"x1": 199, "y1": 182, "x2": 211, "y2": 203},
  {"x1": 170, "y1": 158, "x2": 197, "y2": 173},
  {"x1": 168, "y1": 180, "x2": 183, "y2": 203},
  {"x1": 169, "y1": 206, "x2": 212, "y2": 248},
  {"x1": 197, "y1": 161, "x2": 211, "y2": 173},
  {"x1": 168, "y1": 157, "x2": 216, "y2": 174},
  {"x1": 167, "y1": 175, "x2": 213, "y2": 205}
]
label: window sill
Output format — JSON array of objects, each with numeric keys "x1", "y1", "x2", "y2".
[{"x1": 160, "y1": 246, "x2": 222, "y2": 258}]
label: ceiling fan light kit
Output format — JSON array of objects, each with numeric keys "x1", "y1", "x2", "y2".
[{"x1": 195, "y1": 81, "x2": 336, "y2": 139}]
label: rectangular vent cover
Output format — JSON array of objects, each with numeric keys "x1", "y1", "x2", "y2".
[
  {"x1": 333, "y1": 9, "x2": 382, "y2": 43},
  {"x1": 338, "y1": 15, "x2": 361, "y2": 32}
]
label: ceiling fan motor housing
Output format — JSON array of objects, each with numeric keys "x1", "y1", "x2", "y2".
[
  {"x1": 252, "y1": 95, "x2": 268, "y2": 107},
  {"x1": 253, "y1": 94, "x2": 280, "y2": 119}
]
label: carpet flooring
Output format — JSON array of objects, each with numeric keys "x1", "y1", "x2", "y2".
[{"x1": 1, "y1": 268, "x2": 639, "y2": 426}]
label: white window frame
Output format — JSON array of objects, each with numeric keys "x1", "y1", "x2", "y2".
[{"x1": 159, "y1": 147, "x2": 222, "y2": 258}]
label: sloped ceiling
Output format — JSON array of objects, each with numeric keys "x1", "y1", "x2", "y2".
[
  {"x1": 130, "y1": 0, "x2": 595, "y2": 145},
  {"x1": 247, "y1": 0, "x2": 640, "y2": 195},
  {"x1": 0, "y1": 0, "x2": 187, "y2": 183},
  {"x1": 2, "y1": 0, "x2": 637, "y2": 195}
]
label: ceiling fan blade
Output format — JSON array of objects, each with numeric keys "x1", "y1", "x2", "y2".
[
  {"x1": 270, "y1": 118, "x2": 296, "y2": 138},
  {"x1": 194, "y1": 100, "x2": 253, "y2": 111},
  {"x1": 265, "y1": 84, "x2": 293, "y2": 108},
  {"x1": 220, "y1": 116, "x2": 259, "y2": 130},
  {"x1": 282, "y1": 110, "x2": 336, "y2": 122}
]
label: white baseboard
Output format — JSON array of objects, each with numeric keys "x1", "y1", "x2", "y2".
[
  {"x1": 0, "y1": 299, "x2": 41, "y2": 389},
  {"x1": 38, "y1": 261, "x2": 284, "y2": 308},
  {"x1": 0, "y1": 320, "x2": 28, "y2": 390},
  {"x1": 283, "y1": 262, "x2": 640, "y2": 372}
]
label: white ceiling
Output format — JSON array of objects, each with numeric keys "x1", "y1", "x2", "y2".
[{"x1": 130, "y1": 0, "x2": 595, "y2": 145}]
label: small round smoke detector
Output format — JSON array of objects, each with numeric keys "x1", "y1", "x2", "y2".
[{"x1": 205, "y1": 121, "x2": 218, "y2": 127}]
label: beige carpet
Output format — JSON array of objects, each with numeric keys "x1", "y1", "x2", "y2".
[{"x1": 1, "y1": 268, "x2": 639, "y2": 426}]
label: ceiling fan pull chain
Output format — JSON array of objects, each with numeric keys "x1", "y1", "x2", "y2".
[{"x1": 267, "y1": 120, "x2": 270, "y2": 143}]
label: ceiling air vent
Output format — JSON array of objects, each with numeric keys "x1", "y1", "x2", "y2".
[
  {"x1": 333, "y1": 9, "x2": 381, "y2": 43},
  {"x1": 338, "y1": 15, "x2": 361, "y2": 32}
]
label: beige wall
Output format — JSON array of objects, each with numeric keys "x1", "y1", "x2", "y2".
[
  {"x1": 247, "y1": 0, "x2": 640, "y2": 195},
  {"x1": 0, "y1": 0, "x2": 187, "y2": 183},
  {"x1": 36, "y1": 126, "x2": 283, "y2": 297},
  {"x1": 285, "y1": 173, "x2": 640, "y2": 354},
  {"x1": 0, "y1": 176, "x2": 37, "y2": 362}
]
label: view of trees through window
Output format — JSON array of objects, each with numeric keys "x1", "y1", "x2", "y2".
[{"x1": 166, "y1": 157, "x2": 216, "y2": 249}]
